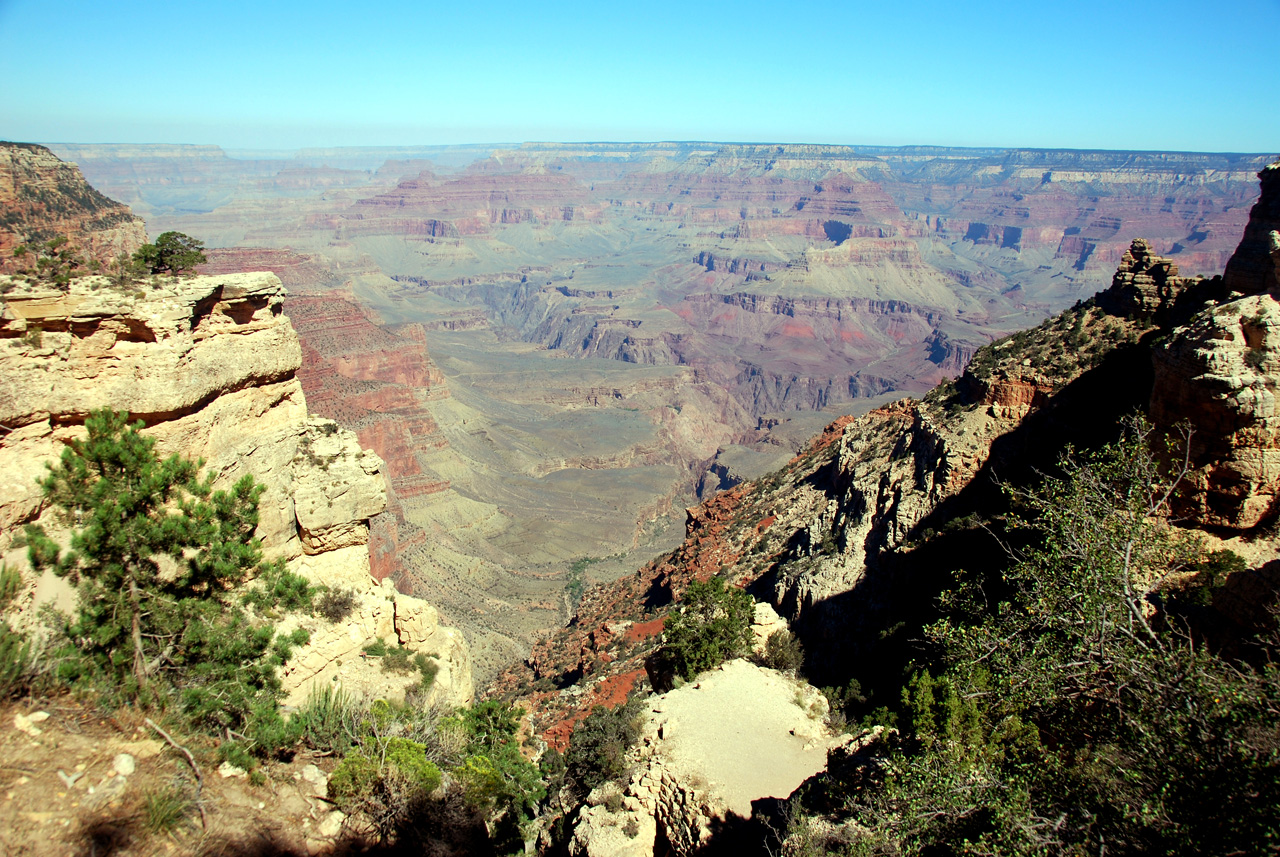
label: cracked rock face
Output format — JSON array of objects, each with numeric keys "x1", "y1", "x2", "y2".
[
  {"x1": 1151, "y1": 162, "x2": 1280, "y2": 531},
  {"x1": 1152, "y1": 294, "x2": 1280, "y2": 529},
  {"x1": 276, "y1": 575, "x2": 473, "y2": 708},
  {"x1": 0, "y1": 273, "x2": 310, "y2": 539},
  {"x1": 0, "y1": 271, "x2": 474, "y2": 708}
]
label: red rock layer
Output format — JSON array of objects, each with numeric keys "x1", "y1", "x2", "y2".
[
  {"x1": 196, "y1": 245, "x2": 455, "y2": 586},
  {"x1": 349, "y1": 172, "x2": 604, "y2": 236},
  {"x1": 906, "y1": 179, "x2": 1256, "y2": 275},
  {"x1": 0, "y1": 143, "x2": 146, "y2": 271},
  {"x1": 286, "y1": 294, "x2": 451, "y2": 495},
  {"x1": 201, "y1": 248, "x2": 347, "y2": 291},
  {"x1": 284, "y1": 294, "x2": 454, "y2": 586}
]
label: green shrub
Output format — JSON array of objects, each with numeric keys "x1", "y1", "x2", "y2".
[
  {"x1": 663, "y1": 576, "x2": 754, "y2": 681},
  {"x1": 832, "y1": 420, "x2": 1280, "y2": 855},
  {"x1": 564, "y1": 698, "x2": 643, "y2": 798},
  {"x1": 293, "y1": 684, "x2": 359, "y2": 754},
  {"x1": 133, "y1": 232, "x2": 205, "y2": 276},
  {"x1": 0, "y1": 563, "x2": 21, "y2": 607},
  {"x1": 23, "y1": 409, "x2": 312, "y2": 750},
  {"x1": 452, "y1": 700, "x2": 546, "y2": 849},
  {"x1": 760, "y1": 628, "x2": 805, "y2": 673},
  {"x1": 315, "y1": 587, "x2": 357, "y2": 622},
  {"x1": 141, "y1": 785, "x2": 192, "y2": 834},
  {"x1": 0, "y1": 621, "x2": 33, "y2": 700},
  {"x1": 329, "y1": 752, "x2": 379, "y2": 806},
  {"x1": 382, "y1": 644, "x2": 415, "y2": 673},
  {"x1": 384, "y1": 737, "x2": 442, "y2": 794},
  {"x1": 13, "y1": 236, "x2": 88, "y2": 289},
  {"x1": 405, "y1": 654, "x2": 439, "y2": 703},
  {"x1": 242, "y1": 561, "x2": 313, "y2": 612},
  {"x1": 329, "y1": 738, "x2": 443, "y2": 842}
]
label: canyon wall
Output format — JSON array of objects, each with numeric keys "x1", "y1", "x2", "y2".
[
  {"x1": 0, "y1": 270, "x2": 472, "y2": 707},
  {"x1": 0, "y1": 143, "x2": 146, "y2": 270},
  {"x1": 498, "y1": 160, "x2": 1280, "y2": 746},
  {"x1": 1151, "y1": 162, "x2": 1280, "y2": 530}
]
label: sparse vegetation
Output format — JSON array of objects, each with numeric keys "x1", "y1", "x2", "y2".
[
  {"x1": 12, "y1": 236, "x2": 91, "y2": 289},
  {"x1": 140, "y1": 784, "x2": 193, "y2": 834},
  {"x1": 663, "y1": 576, "x2": 754, "y2": 681},
  {"x1": 933, "y1": 301, "x2": 1145, "y2": 415},
  {"x1": 315, "y1": 585, "x2": 358, "y2": 622},
  {"x1": 362, "y1": 637, "x2": 440, "y2": 697},
  {"x1": 561, "y1": 697, "x2": 643, "y2": 799},
  {"x1": 0, "y1": 564, "x2": 33, "y2": 699},
  {"x1": 241, "y1": 560, "x2": 314, "y2": 612},
  {"x1": 330, "y1": 735, "x2": 443, "y2": 841},
  {"x1": 759, "y1": 628, "x2": 804, "y2": 673},
  {"x1": 132, "y1": 231, "x2": 206, "y2": 276},
  {"x1": 796, "y1": 420, "x2": 1280, "y2": 856}
]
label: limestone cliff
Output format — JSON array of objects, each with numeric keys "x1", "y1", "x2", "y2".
[
  {"x1": 0, "y1": 271, "x2": 472, "y2": 708},
  {"x1": 0, "y1": 143, "x2": 146, "y2": 271},
  {"x1": 1150, "y1": 161, "x2": 1280, "y2": 530}
]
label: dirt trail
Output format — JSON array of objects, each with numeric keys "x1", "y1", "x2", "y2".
[{"x1": 648, "y1": 660, "x2": 834, "y2": 816}]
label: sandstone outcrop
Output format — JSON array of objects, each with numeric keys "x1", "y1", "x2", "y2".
[
  {"x1": 0, "y1": 269, "x2": 473, "y2": 708},
  {"x1": 1150, "y1": 161, "x2": 1280, "y2": 530},
  {"x1": 277, "y1": 575, "x2": 473, "y2": 708},
  {"x1": 1151, "y1": 294, "x2": 1280, "y2": 529},
  {"x1": 1103, "y1": 238, "x2": 1186, "y2": 318},
  {"x1": 0, "y1": 143, "x2": 146, "y2": 272},
  {"x1": 0, "y1": 272, "x2": 307, "y2": 544},
  {"x1": 568, "y1": 660, "x2": 839, "y2": 857}
]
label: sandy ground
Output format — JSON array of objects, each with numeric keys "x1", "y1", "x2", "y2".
[
  {"x1": 646, "y1": 659, "x2": 835, "y2": 817},
  {"x1": 0, "y1": 700, "x2": 340, "y2": 857}
]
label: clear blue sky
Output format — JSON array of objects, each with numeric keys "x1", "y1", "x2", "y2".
[{"x1": 1, "y1": 0, "x2": 1276, "y2": 152}]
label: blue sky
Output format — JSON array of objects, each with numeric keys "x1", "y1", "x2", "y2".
[{"x1": 1, "y1": 0, "x2": 1276, "y2": 152}]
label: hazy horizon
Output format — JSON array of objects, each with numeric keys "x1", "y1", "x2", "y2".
[
  {"x1": 3, "y1": 0, "x2": 1277, "y2": 154},
  {"x1": 21, "y1": 140, "x2": 1280, "y2": 158}
]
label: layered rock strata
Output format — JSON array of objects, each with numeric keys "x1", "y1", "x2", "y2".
[
  {"x1": 1150, "y1": 293, "x2": 1280, "y2": 529},
  {"x1": 0, "y1": 271, "x2": 472, "y2": 707},
  {"x1": 494, "y1": 288, "x2": 1156, "y2": 736},
  {"x1": 1150, "y1": 162, "x2": 1280, "y2": 530},
  {"x1": 0, "y1": 143, "x2": 146, "y2": 271},
  {"x1": 500, "y1": 163, "x2": 1280, "y2": 747}
]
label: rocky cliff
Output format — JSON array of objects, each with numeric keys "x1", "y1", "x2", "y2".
[
  {"x1": 1150, "y1": 162, "x2": 1280, "y2": 530},
  {"x1": 0, "y1": 143, "x2": 146, "y2": 271},
  {"x1": 0, "y1": 271, "x2": 472, "y2": 708},
  {"x1": 497, "y1": 161, "x2": 1280, "y2": 748}
]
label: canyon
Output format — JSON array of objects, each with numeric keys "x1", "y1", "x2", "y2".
[
  {"x1": 4, "y1": 139, "x2": 1279, "y2": 854},
  {"x1": 32, "y1": 141, "x2": 1277, "y2": 681},
  {"x1": 493, "y1": 160, "x2": 1280, "y2": 827}
]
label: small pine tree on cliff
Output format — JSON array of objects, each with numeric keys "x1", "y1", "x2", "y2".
[
  {"x1": 26, "y1": 409, "x2": 304, "y2": 735},
  {"x1": 133, "y1": 231, "x2": 205, "y2": 276}
]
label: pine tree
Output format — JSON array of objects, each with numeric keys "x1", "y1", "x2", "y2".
[{"x1": 26, "y1": 409, "x2": 302, "y2": 731}]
